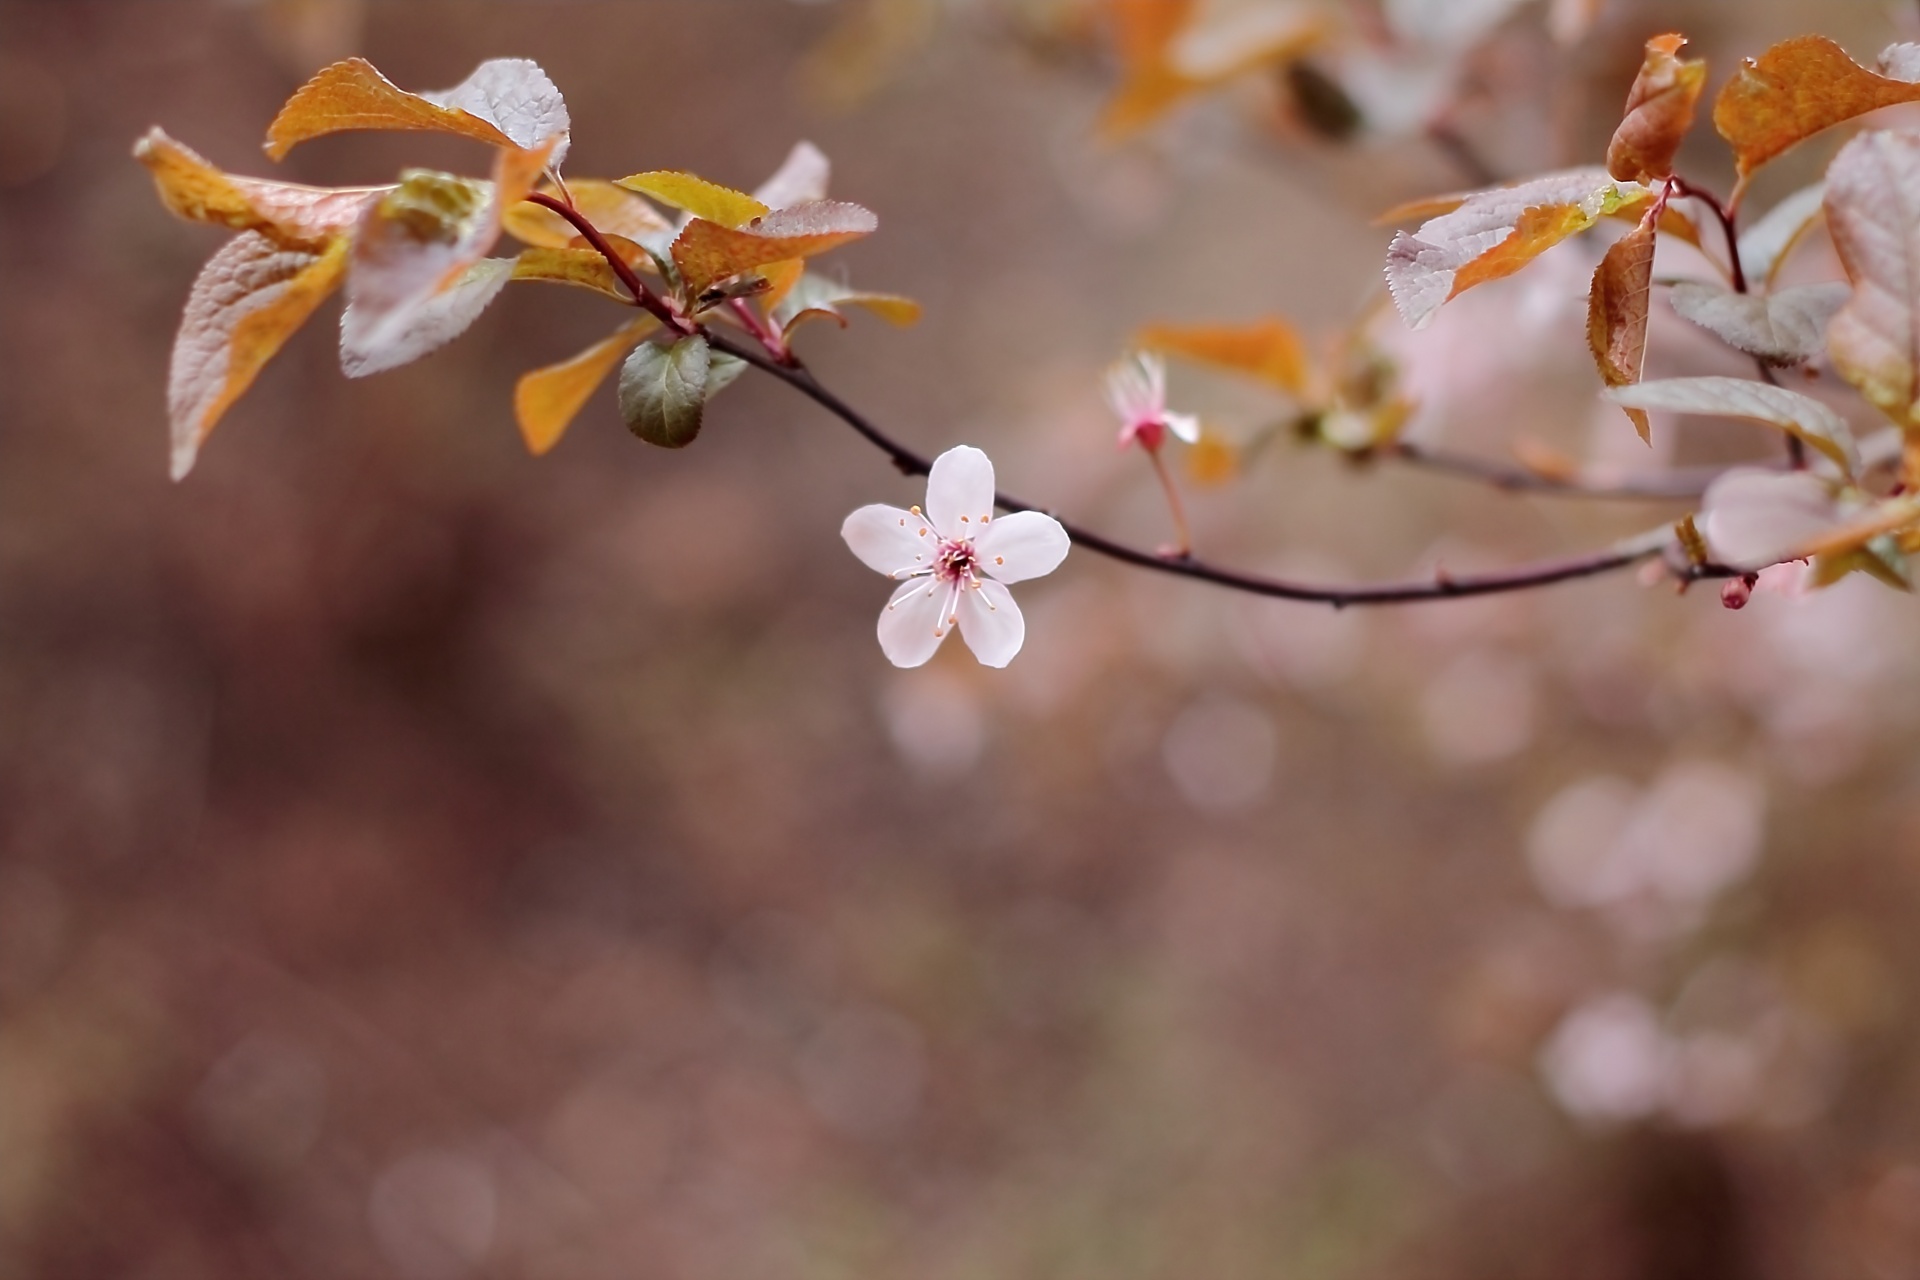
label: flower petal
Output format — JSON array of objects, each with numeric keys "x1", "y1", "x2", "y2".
[
  {"x1": 877, "y1": 578, "x2": 953, "y2": 668},
  {"x1": 973, "y1": 510, "x2": 1069, "y2": 585},
  {"x1": 926, "y1": 445, "x2": 995, "y2": 538},
  {"x1": 956, "y1": 579, "x2": 1025, "y2": 668},
  {"x1": 1699, "y1": 468, "x2": 1841, "y2": 569},
  {"x1": 1163, "y1": 411, "x2": 1201, "y2": 444},
  {"x1": 842, "y1": 503, "x2": 936, "y2": 578}
]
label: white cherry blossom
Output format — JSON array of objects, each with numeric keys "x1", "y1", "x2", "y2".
[
  {"x1": 1105, "y1": 352, "x2": 1199, "y2": 451},
  {"x1": 842, "y1": 446, "x2": 1070, "y2": 669}
]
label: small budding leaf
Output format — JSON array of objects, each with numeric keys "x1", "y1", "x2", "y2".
[
  {"x1": 1587, "y1": 213, "x2": 1658, "y2": 440},
  {"x1": 1386, "y1": 168, "x2": 1653, "y2": 329},
  {"x1": 265, "y1": 56, "x2": 571, "y2": 164},
  {"x1": 514, "y1": 317, "x2": 659, "y2": 456},
  {"x1": 614, "y1": 172, "x2": 769, "y2": 227},
  {"x1": 1667, "y1": 281, "x2": 1849, "y2": 367},
  {"x1": 1136, "y1": 318, "x2": 1312, "y2": 395},
  {"x1": 1606, "y1": 33, "x2": 1707, "y2": 184},
  {"x1": 1608, "y1": 376, "x2": 1860, "y2": 476},
  {"x1": 1713, "y1": 36, "x2": 1920, "y2": 183},
  {"x1": 169, "y1": 232, "x2": 350, "y2": 480},
  {"x1": 771, "y1": 273, "x2": 923, "y2": 335},
  {"x1": 1736, "y1": 182, "x2": 1826, "y2": 287},
  {"x1": 619, "y1": 335, "x2": 712, "y2": 448},
  {"x1": 1825, "y1": 130, "x2": 1920, "y2": 430},
  {"x1": 671, "y1": 201, "x2": 878, "y2": 299}
]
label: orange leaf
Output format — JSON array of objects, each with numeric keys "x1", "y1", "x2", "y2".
[
  {"x1": 1097, "y1": 0, "x2": 1323, "y2": 137},
  {"x1": 501, "y1": 179, "x2": 672, "y2": 248},
  {"x1": 671, "y1": 201, "x2": 877, "y2": 297},
  {"x1": 1713, "y1": 36, "x2": 1920, "y2": 184},
  {"x1": 512, "y1": 244, "x2": 644, "y2": 302},
  {"x1": 1137, "y1": 318, "x2": 1311, "y2": 395},
  {"x1": 614, "y1": 172, "x2": 768, "y2": 227},
  {"x1": 169, "y1": 233, "x2": 349, "y2": 479},
  {"x1": 1607, "y1": 33, "x2": 1707, "y2": 183},
  {"x1": 264, "y1": 56, "x2": 570, "y2": 162},
  {"x1": 514, "y1": 318, "x2": 658, "y2": 455},
  {"x1": 134, "y1": 127, "x2": 384, "y2": 248},
  {"x1": 1450, "y1": 202, "x2": 1594, "y2": 297},
  {"x1": 1587, "y1": 213, "x2": 1658, "y2": 441}
]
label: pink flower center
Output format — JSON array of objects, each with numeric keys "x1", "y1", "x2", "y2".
[{"x1": 934, "y1": 538, "x2": 978, "y2": 584}]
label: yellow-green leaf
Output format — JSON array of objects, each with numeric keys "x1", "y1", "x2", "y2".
[
  {"x1": 614, "y1": 172, "x2": 768, "y2": 228},
  {"x1": 501, "y1": 179, "x2": 672, "y2": 248}
]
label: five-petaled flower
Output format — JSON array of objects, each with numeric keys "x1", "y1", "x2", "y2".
[
  {"x1": 842, "y1": 446, "x2": 1070, "y2": 668},
  {"x1": 1105, "y1": 352, "x2": 1199, "y2": 452}
]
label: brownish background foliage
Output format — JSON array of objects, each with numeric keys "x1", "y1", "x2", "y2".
[{"x1": 5, "y1": 2, "x2": 1920, "y2": 1277}]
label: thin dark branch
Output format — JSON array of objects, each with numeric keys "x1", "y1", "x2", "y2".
[
  {"x1": 1672, "y1": 176, "x2": 1747, "y2": 294},
  {"x1": 1388, "y1": 440, "x2": 1745, "y2": 501},
  {"x1": 701, "y1": 328, "x2": 1700, "y2": 607},
  {"x1": 522, "y1": 193, "x2": 1722, "y2": 608}
]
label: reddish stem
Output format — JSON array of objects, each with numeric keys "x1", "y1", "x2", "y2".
[{"x1": 524, "y1": 191, "x2": 686, "y2": 332}]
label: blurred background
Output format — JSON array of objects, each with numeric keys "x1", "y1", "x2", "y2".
[{"x1": 6, "y1": 1, "x2": 1920, "y2": 1276}]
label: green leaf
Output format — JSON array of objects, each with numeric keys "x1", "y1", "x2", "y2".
[
  {"x1": 706, "y1": 351, "x2": 747, "y2": 398},
  {"x1": 618, "y1": 335, "x2": 711, "y2": 448}
]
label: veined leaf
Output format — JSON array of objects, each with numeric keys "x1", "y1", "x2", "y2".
[
  {"x1": 619, "y1": 335, "x2": 712, "y2": 448},
  {"x1": 168, "y1": 232, "x2": 349, "y2": 480},
  {"x1": 511, "y1": 245, "x2": 641, "y2": 301},
  {"x1": 1385, "y1": 168, "x2": 1652, "y2": 329},
  {"x1": 1588, "y1": 214, "x2": 1657, "y2": 440},
  {"x1": 671, "y1": 201, "x2": 877, "y2": 299},
  {"x1": 1137, "y1": 318, "x2": 1311, "y2": 394},
  {"x1": 614, "y1": 172, "x2": 769, "y2": 228},
  {"x1": 135, "y1": 127, "x2": 385, "y2": 248},
  {"x1": 501, "y1": 179, "x2": 672, "y2": 249},
  {"x1": 1826, "y1": 130, "x2": 1920, "y2": 429},
  {"x1": 753, "y1": 141, "x2": 832, "y2": 211},
  {"x1": 771, "y1": 274, "x2": 922, "y2": 334},
  {"x1": 340, "y1": 138, "x2": 553, "y2": 374},
  {"x1": 514, "y1": 317, "x2": 658, "y2": 455},
  {"x1": 1607, "y1": 33, "x2": 1707, "y2": 184},
  {"x1": 1667, "y1": 281, "x2": 1848, "y2": 366},
  {"x1": 1736, "y1": 183, "x2": 1825, "y2": 286},
  {"x1": 340, "y1": 257, "x2": 514, "y2": 378},
  {"x1": 1607, "y1": 375, "x2": 1859, "y2": 476},
  {"x1": 1713, "y1": 36, "x2": 1920, "y2": 183},
  {"x1": 1699, "y1": 468, "x2": 1846, "y2": 569},
  {"x1": 265, "y1": 56, "x2": 570, "y2": 164}
]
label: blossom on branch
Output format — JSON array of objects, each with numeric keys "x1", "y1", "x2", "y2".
[
  {"x1": 1105, "y1": 352, "x2": 1199, "y2": 452},
  {"x1": 842, "y1": 447, "x2": 1069, "y2": 669}
]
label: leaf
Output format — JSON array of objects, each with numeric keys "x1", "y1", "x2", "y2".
[
  {"x1": 1736, "y1": 182, "x2": 1825, "y2": 286},
  {"x1": 1137, "y1": 318, "x2": 1311, "y2": 394},
  {"x1": 264, "y1": 56, "x2": 570, "y2": 164},
  {"x1": 1713, "y1": 36, "x2": 1920, "y2": 183},
  {"x1": 1699, "y1": 468, "x2": 1845, "y2": 569},
  {"x1": 500, "y1": 179, "x2": 672, "y2": 249},
  {"x1": 771, "y1": 273, "x2": 922, "y2": 334},
  {"x1": 340, "y1": 257, "x2": 514, "y2": 378},
  {"x1": 1587, "y1": 214, "x2": 1658, "y2": 440},
  {"x1": 513, "y1": 317, "x2": 658, "y2": 456},
  {"x1": 1098, "y1": 0, "x2": 1324, "y2": 137},
  {"x1": 1385, "y1": 168, "x2": 1652, "y2": 329},
  {"x1": 752, "y1": 141, "x2": 832, "y2": 211},
  {"x1": 1667, "y1": 281, "x2": 1849, "y2": 366},
  {"x1": 168, "y1": 232, "x2": 350, "y2": 480},
  {"x1": 1607, "y1": 34, "x2": 1708, "y2": 184},
  {"x1": 340, "y1": 139, "x2": 553, "y2": 373},
  {"x1": 1606, "y1": 376, "x2": 1859, "y2": 476},
  {"x1": 1826, "y1": 130, "x2": 1920, "y2": 429},
  {"x1": 619, "y1": 335, "x2": 711, "y2": 448},
  {"x1": 671, "y1": 201, "x2": 878, "y2": 298},
  {"x1": 614, "y1": 172, "x2": 769, "y2": 228},
  {"x1": 1384, "y1": 0, "x2": 1530, "y2": 48},
  {"x1": 134, "y1": 127, "x2": 385, "y2": 248}
]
